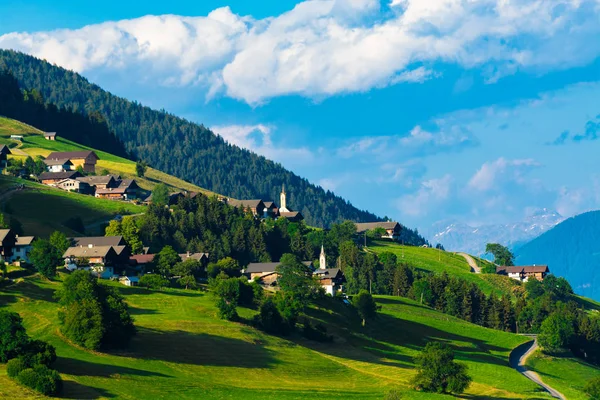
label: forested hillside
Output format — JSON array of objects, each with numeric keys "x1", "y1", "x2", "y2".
[
  {"x1": 516, "y1": 210, "x2": 600, "y2": 301},
  {"x1": 0, "y1": 50, "x2": 427, "y2": 234}
]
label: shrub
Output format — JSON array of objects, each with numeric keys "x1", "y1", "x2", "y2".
[
  {"x1": 139, "y1": 274, "x2": 170, "y2": 289},
  {"x1": 258, "y1": 298, "x2": 287, "y2": 335},
  {"x1": 353, "y1": 290, "x2": 378, "y2": 326},
  {"x1": 585, "y1": 376, "x2": 600, "y2": 400},
  {"x1": 6, "y1": 357, "x2": 27, "y2": 378},
  {"x1": 22, "y1": 340, "x2": 56, "y2": 367},
  {"x1": 413, "y1": 342, "x2": 471, "y2": 394},
  {"x1": 212, "y1": 275, "x2": 240, "y2": 321},
  {"x1": 539, "y1": 313, "x2": 575, "y2": 353},
  {"x1": 17, "y1": 364, "x2": 62, "y2": 396},
  {"x1": 0, "y1": 310, "x2": 30, "y2": 362}
]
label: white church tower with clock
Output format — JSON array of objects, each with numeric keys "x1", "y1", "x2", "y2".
[
  {"x1": 319, "y1": 245, "x2": 327, "y2": 270},
  {"x1": 279, "y1": 185, "x2": 290, "y2": 213}
]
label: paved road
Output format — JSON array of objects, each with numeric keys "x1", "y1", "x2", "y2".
[
  {"x1": 457, "y1": 252, "x2": 481, "y2": 273},
  {"x1": 509, "y1": 338, "x2": 566, "y2": 400}
]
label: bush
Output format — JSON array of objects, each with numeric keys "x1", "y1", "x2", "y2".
[
  {"x1": 6, "y1": 357, "x2": 27, "y2": 378},
  {"x1": 413, "y1": 342, "x2": 471, "y2": 394},
  {"x1": 585, "y1": 376, "x2": 600, "y2": 400},
  {"x1": 139, "y1": 274, "x2": 170, "y2": 289},
  {"x1": 302, "y1": 320, "x2": 333, "y2": 342},
  {"x1": 539, "y1": 313, "x2": 575, "y2": 353},
  {"x1": 258, "y1": 298, "x2": 288, "y2": 335},
  {"x1": 0, "y1": 310, "x2": 30, "y2": 362},
  {"x1": 22, "y1": 340, "x2": 56, "y2": 367},
  {"x1": 212, "y1": 275, "x2": 240, "y2": 321},
  {"x1": 17, "y1": 364, "x2": 62, "y2": 396}
]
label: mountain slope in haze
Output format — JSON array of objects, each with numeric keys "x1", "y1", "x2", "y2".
[
  {"x1": 430, "y1": 209, "x2": 564, "y2": 255},
  {"x1": 0, "y1": 50, "x2": 395, "y2": 231},
  {"x1": 516, "y1": 210, "x2": 600, "y2": 300}
]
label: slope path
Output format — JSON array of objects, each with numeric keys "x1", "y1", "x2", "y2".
[
  {"x1": 457, "y1": 252, "x2": 481, "y2": 273},
  {"x1": 509, "y1": 338, "x2": 566, "y2": 400}
]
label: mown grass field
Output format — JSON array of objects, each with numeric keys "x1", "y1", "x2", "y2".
[
  {"x1": 0, "y1": 273, "x2": 555, "y2": 400},
  {"x1": 0, "y1": 175, "x2": 144, "y2": 237},
  {"x1": 369, "y1": 241, "x2": 520, "y2": 297},
  {"x1": 526, "y1": 352, "x2": 598, "y2": 400}
]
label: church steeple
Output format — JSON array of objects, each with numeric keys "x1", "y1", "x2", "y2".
[
  {"x1": 319, "y1": 244, "x2": 326, "y2": 270},
  {"x1": 280, "y1": 184, "x2": 289, "y2": 213}
]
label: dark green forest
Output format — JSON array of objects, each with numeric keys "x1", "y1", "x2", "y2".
[
  {"x1": 0, "y1": 50, "x2": 423, "y2": 241},
  {"x1": 516, "y1": 210, "x2": 600, "y2": 301}
]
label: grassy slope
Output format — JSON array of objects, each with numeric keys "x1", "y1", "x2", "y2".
[
  {"x1": 369, "y1": 241, "x2": 520, "y2": 297},
  {"x1": 0, "y1": 117, "x2": 217, "y2": 195},
  {"x1": 0, "y1": 275, "x2": 552, "y2": 400},
  {"x1": 526, "y1": 352, "x2": 598, "y2": 400},
  {"x1": 0, "y1": 174, "x2": 144, "y2": 237}
]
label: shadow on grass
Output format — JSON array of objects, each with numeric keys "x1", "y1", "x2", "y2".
[
  {"x1": 0, "y1": 292, "x2": 17, "y2": 307},
  {"x1": 115, "y1": 327, "x2": 277, "y2": 368},
  {"x1": 55, "y1": 357, "x2": 171, "y2": 378},
  {"x1": 116, "y1": 286, "x2": 203, "y2": 297},
  {"x1": 61, "y1": 379, "x2": 117, "y2": 399},
  {"x1": 4, "y1": 280, "x2": 56, "y2": 302},
  {"x1": 129, "y1": 307, "x2": 162, "y2": 315}
]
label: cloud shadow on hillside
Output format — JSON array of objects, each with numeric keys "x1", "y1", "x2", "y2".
[
  {"x1": 55, "y1": 357, "x2": 171, "y2": 378},
  {"x1": 113, "y1": 327, "x2": 276, "y2": 368}
]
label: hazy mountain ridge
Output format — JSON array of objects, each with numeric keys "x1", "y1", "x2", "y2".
[{"x1": 429, "y1": 209, "x2": 565, "y2": 255}]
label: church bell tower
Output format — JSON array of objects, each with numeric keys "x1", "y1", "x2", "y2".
[
  {"x1": 280, "y1": 184, "x2": 289, "y2": 213},
  {"x1": 320, "y1": 245, "x2": 327, "y2": 270}
]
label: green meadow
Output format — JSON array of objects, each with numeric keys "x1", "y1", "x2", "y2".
[{"x1": 0, "y1": 273, "x2": 555, "y2": 400}]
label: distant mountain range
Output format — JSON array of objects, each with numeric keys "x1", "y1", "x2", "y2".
[
  {"x1": 516, "y1": 210, "x2": 600, "y2": 301},
  {"x1": 428, "y1": 209, "x2": 565, "y2": 255}
]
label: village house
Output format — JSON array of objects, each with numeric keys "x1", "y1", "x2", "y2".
[
  {"x1": 46, "y1": 150, "x2": 99, "y2": 173},
  {"x1": 55, "y1": 178, "x2": 92, "y2": 194},
  {"x1": 76, "y1": 175, "x2": 119, "y2": 190},
  {"x1": 355, "y1": 221, "x2": 402, "y2": 240},
  {"x1": 0, "y1": 145, "x2": 11, "y2": 170},
  {"x1": 129, "y1": 254, "x2": 155, "y2": 272},
  {"x1": 39, "y1": 171, "x2": 83, "y2": 185},
  {"x1": 10, "y1": 135, "x2": 23, "y2": 141},
  {"x1": 43, "y1": 158, "x2": 73, "y2": 172},
  {"x1": 70, "y1": 236, "x2": 127, "y2": 247},
  {"x1": 262, "y1": 201, "x2": 279, "y2": 218},
  {"x1": 228, "y1": 199, "x2": 266, "y2": 216},
  {"x1": 277, "y1": 186, "x2": 304, "y2": 222},
  {"x1": 44, "y1": 132, "x2": 57, "y2": 141},
  {"x1": 313, "y1": 245, "x2": 345, "y2": 295},
  {"x1": 245, "y1": 261, "x2": 314, "y2": 287},
  {"x1": 8, "y1": 236, "x2": 35, "y2": 264},
  {"x1": 95, "y1": 179, "x2": 141, "y2": 200},
  {"x1": 63, "y1": 245, "x2": 120, "y2": 279},
  {"x1": 0, "y1": 229, "x2": 17, "y2": 262},
  {"x1": 179, "y1": 252, "x2": 210, "y2": 263},
  {"x1": 120, "y1": 276, "x2": 139, "y2": 287},
  {"x1": 496, "y1": 265, "x2": 549, "y2": 282}
]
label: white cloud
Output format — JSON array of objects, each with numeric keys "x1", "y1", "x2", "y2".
[
  {"x1": 211, "y1": 123, "x2": 314, "y2": 166},
  {"x1": 1, "y1": 0, "x2": 599, "y2": 104},
  {"x1": 468, "y1": 158, "x2": 541, "y2": 192},
  {"x1": 396, "y1": 174, "x2": 452, "y2": 217}
]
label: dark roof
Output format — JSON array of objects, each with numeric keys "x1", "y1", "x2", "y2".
[
  {"x1": 263, "y1": 201, "x2": 277, "y2": 209},
  {"x1": 44, "y1": 132, "x2": 57, "y2": 137},
  {"x1": 39, "y1": 171, "x2": 82, "y2": 180},
  {"x1": 96, "y1": 187, "x2": 128, "y2": 195},
  {"x1": 71, "y1": 236, "x2": 126, "y2": 247},
  {"x1": 279, "y1": 211, "x2": 303, "y2": 221},
  {"x1": 0, "y1": 145, "x2": 12, "y2": 155},
  {"x1": 63, "y1": 245, "x2": 117, "y2": 258},
  {"x1": 43, "y1": 158, "x2": 73, "y2": 166},
  {"x1": 245, "y1": 261, "x2": 312, "y2": 273},
  {"x1": 313, "y1": 268, "x2": 344, "y2": 279},
  {"x1": 179, "y1": 253, "x2": 209, "y2": 261},
  {"x1": 112, "y1": 245, "x2": 128, "y2": 256},
  {"x1": 355, "y1": 221, "x2": 401, "y2": 233},
  {"x1": 117, "y1": 179, "x2": 139, "y2": 190},
  {"x1": 47, "y1": 151, "x2": 99, "y2": 161},
  {"x1": 76, "y1": 175, "x2": 116, "y2": 186},
  {"x1": 229, "y1": 199, "x2": 265, "y2": 209},
  {"x1": 130, "y1": 254, "x2": 155, "y2": 265},
  {"x1": 497, "y1": 265, "x2": 549, "y2": 274}
]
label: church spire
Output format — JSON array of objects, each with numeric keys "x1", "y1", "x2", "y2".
[
  {"x1": 280, "y1": 184, "x2": 289, "y2": 213},
  {"x1": 319, "y1": 244, "x2": 326, "y2": 270}
]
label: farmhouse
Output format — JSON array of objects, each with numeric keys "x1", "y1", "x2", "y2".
[
  {"x1": 96, "y1": 179, "x2": 140, "y2": 200},
  {"x1": 120, "y1": 276, "x2": 139, "y2": 287},
  {"x1": 496, "y1": 265, "x2": 549, "y2": 282},
  {"x1": 55, "y1": 178, "x2": 92, "y2": 194},
  {"x1": 228, "y1": 199, "x2": 266, "y2": 216},
  {"x1": 44, "y1": 132, "x2": 57, "y2": 140},
  {"x1": 0, "y1": 229, "x2": 17, "y2": 262},
  {"x1": 355, "y1": 221, "x2": 402, "y2": 240},
  {"x1": 10, "y1": 135, "x2": 23, "y2": 141},
  {"x1": 76, "y1": 175, "x2": 119, "y2": 190},
  {"x1": 8, "y1": 236, "x2": 35, "y2": 264},
  {"x1": 63, "y1": 245, "x2": 120, "y2": 279},
  {"x1": 46, "y1": 150, "x2": 99, "y2": 173},
  {"x1": 39, "y1": 171, "x2": 82, "y2": 185},
  {"x1": 70, "y1": 236, "x2": 127, "y2": 247},
  {"x1": 43, "y1": 158, "x2": 73, "y2": 173},
  {"x1": 179, "y1": 252, "x2": 210, "y2": 263},
  {"x1": 129, "y1": 254, "x2": 155, "y2": 271},
  {"x1": 262, "y1": 201, "x2": 279, "y2": 218},
  {"x1": 0, "y1": 145, "x2": 11, "y2": 169},
  {"x1": 245, "y1": 260, "x2": 313, "y2": 286}
]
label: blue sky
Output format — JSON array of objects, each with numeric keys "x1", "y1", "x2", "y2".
[{"x1": 1, "y1": 0, "x2": 600, "y2": 235}]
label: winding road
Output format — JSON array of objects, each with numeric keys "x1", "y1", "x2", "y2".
[
  {"x1": 509, "y1": 338, "x2": 566, "y2": 400},
  {"x1": 457, "y1": 252, "x2": 481, "y2": 273}
]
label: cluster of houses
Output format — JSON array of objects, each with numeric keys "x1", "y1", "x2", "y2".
[
  {"x1": 226, "y1": 186, "x2": 305, "y2": 222},
  {"x1": 0, "y1": 229, "x2": 35, "y2": 265}
]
